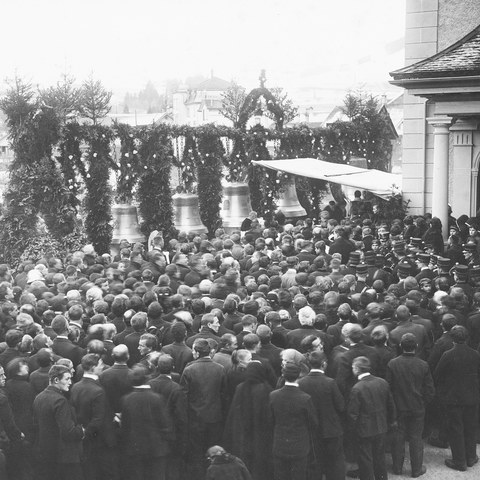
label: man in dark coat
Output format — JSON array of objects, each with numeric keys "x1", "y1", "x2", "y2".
[
  {"x1": 434, "y1": 326, "x2": 480, "y2": 471},
  {"x1": 99, "y1": 345, "x2": 133, "y2": 415},
  {"x1": 328, "y1": 227, "x2": 355, "y2": 264},
  {"x1": 0, "y1": 329, "x2": 24, "y2": 369},
  {"x1": 180, "y1": 338, "x2": 226, "y2": 480},
  {"x1": 386, "y1": 334, "x2": 435, "y2": 477},
  {"x1": 121, "y1": 364, "x2": 172, "y2": 480},
  {"x1": 335, "y1": 324, "x2": 379, "y2": 400},
  {"x1": 348, "y1": 356, "x2": 396, "y2": 480},
  {"x1": 148, "y1": 354, "x2": 188, "y2": 480},
  {"x1": 161, "y1": 322, "x2": 194, "y2": 375},
  {"x1": 269, "y1": 362, "x2": 318, "y2": 480},
  {"x1": 32, "y1": 364, "x2": 84, "y2": 480},
  {"x1": 426, "y1": 313, "x2": 456, "y2": 448},
  {"x1": 256, "y1": 325, "x2": 283, "y2": 378},
  {"x1": 0, "y1": 365, "x2": 24, "y2": 479},
  {"x1": 71, "y1": 353, "x2": 115, "y2": 480},
  {"x1": 298, "y1": 351, "x2": 345, "y2": 480},
  {"x1": 51, "y1": 315, "x2": 85, "y2": 368},
  {"x1": 124, "y1": 312, "x2": 148, "y2": 366}
]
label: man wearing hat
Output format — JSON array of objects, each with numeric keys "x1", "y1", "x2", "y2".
[
  {"x1": 469, "y1": 265, "x2": 480, "y2": 293},
  {"x1": 415, "y1": 253, "x2": 434, "y2": 283},
  {"x1": 329, "y1": 227, "x2": 355, "y2": 265},
  {"x1": 432, "y1": 257, "x2": 454, "y2": 288},
  {"x1": 463, "y1": 242, "x2": 479, "y2": 267},
  {"x1": 451, "y1": 264, "x2": 474, "y2": 301},
  {"x1": 269, "y1": 362, "x2": 318, "y2": 480},
  {"x1": 391, "y1": 241, "x2": 418, "y2": 281},
  {"x1": 354, "y1": 264, "x2": 369, "y2": 294}
]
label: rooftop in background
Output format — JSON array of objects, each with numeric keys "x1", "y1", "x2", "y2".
[
  {"x1": 191, "y1": 76, "x2": 232, "y2": 91},
  {"x1": 391, "y1": 23, "x2": 480, "y2": 80}
]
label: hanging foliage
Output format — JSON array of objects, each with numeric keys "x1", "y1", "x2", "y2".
[
  {"x1": 136, "y1": 124, "x2": 174, "y2": 238},
  {"x1": 195, "y1": 125, "x2": 225, "y2": 235},
  {"x1": 245, "y1": 124, "x2": 278, "y2": 222},
  {"x1": 114, "y1": 122, "x2": 143, "y2": 203},
  {"x1": 0, "y1": 79, "x2": 76, "y2": 264},
  {"x1": 177, "y1": 134, "x2": 198, "y2": 193},
  {"x1": 80, "y1": 125, "x2": 114, "y2": 253}
]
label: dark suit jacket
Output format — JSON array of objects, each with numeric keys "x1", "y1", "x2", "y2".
[
  {"x1": 286, "y1": 327, "x2": 333, "y2": 354},
  {"x1": 124, "y1": 330, "x2": 145, "y2": 366},
  {"x1": 427, "y1": 331, "x2": 454, "y2": 372},
  {"x1": 29, "y1": 367, "x2": 50, "y2": 395},
  {"x1": 386, "y1": 353, "x2": 435, "y2": 413},
  {"x1": 269, "y1": 385, "x2": 318, "y2": 458},
  {"x1": 298, "y1": 371, "x2": 344, "y2": 438},
  {"x1": 121, "y1": 387, "x2": 172, "y2": 457},
  {"x1": 70, "y1": 376, "x2": 114, "y2": 447},
  {"x1": 98, "y1": 364, "x2": 133, "y2": 414},
  {"x1": 161, "y1": 343, "x2": 194, "y2": 375},
  {"x1": 0, "y1": 388, "x2": 22, "y2": 443},
  {"x1": 434, "y1": 343, "x2": 480, "y2": 405},
  {"x1": 148, "y1": 374, "x2": 187, "y2": 449},
  {"x1": 186, "y1": 328, "x2": 221, "y2": 348},
  {"x1": 33, "y1": 385, "x2": 84, "y2": 464},
  {"x1": 336, "y1": 343, "x2": 379, "y2": 399},
  {"x1": 347, "y1": 374, "x2": 396, "y2": 438},
  {"x1": 0, "y1": 348, "x2": 24, "y2": 369},
  {"x1": 51, "y1": 337, "x2": 85, "y2": 367},
  {"x1": 257, "y1": 343, "x2": 283, "y2": 378},
  {"x1": 389, "y1": 322, "x2": 430, "y2": 360},
  {"x1": 113, "y1": 325, "x2": 134, "y2": 346},
  {"x1": 180, "y1": 357, "x2": 226, "y2": 423}
]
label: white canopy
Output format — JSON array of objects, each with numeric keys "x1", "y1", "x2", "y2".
[{"x1": 252, "y1": 158, "x2": 402, "y2": 200}]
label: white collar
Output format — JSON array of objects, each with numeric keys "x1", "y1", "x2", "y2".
[
  {"x1": 83, "y1": 373, "x2": 98, "y2": 381},
  {"x1": 358, "y1": 373, "x2": 371, "y2": 380},
  {"x1": 310, "y1": 369, "x2": 324, "y2": 373},
  {"x1": 284, "y1": 381, "x2": 298, "y2": 387},
  {"x1": 134, "y1": 385, "x2": 151, "y2": 390}
]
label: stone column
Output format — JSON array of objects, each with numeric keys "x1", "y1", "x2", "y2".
[
  {"x1": 427, "y1": 116, "x2": 451, "y2": 240},
  {"x1": 449, "y1": 119, "x2": 478, "y2": 217}
]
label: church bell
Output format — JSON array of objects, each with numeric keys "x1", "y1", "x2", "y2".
[
  {"x1": 111, "y1": 203, "x2": 145, "y2": 254},
  {"x1": 173, "y1": 193, "x2": 208, "y2": 234},
  {"x1": 221, "y1": 182, "x2": 252, "y2": 233},
  {"x1": 277, "y1": 177, "x2": 306, "y2": 218}
]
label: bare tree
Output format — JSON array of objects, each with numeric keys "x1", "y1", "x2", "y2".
[
  {"x1": 220, "y1": 81, "x2": 246, "y2": 127},
  {"x1": 78, "y1": 76, "x2": 112, "y2": 125}
]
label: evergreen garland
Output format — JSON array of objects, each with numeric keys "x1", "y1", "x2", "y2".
[
  {"x1": 80, "y1": 125, "x2": 114, "y2": 253},
  {"x1": 245, "y1": 124, "x2": 277, "y2": 222},
  {"x1": 0, "y1": 81, "x2": 75, "y2": 263},
  {"x1": 195, "y1": 125, "x2": 225, "y2": 235},
  {"x1": 136, "y1": 124, "x2": 174, "y2": 238},
  {"x1": 178, "y1": 134, "x2": 198, "y2": 193},
  {"x1": 114, "y1": 122, "x2": 142, "y2": 203}
]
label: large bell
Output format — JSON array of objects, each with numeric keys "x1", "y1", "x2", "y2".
[
  {"x1": 277, "y1": 177, "x2": 306, "y2": 218},
  {"x1": 221, "y1": 182, "x2": 252, "y2": 233},
  {"x1": 111, "y1": 203, "x2": 145, "y2": 255},
  {"x1": 173, "y1": 193, "x2": 208, "y2": 234}
]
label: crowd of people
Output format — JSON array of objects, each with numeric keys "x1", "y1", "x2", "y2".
[{"x1": 0, "y1": 199, "x2": 480, "y2": 480}]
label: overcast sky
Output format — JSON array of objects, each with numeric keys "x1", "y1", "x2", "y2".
[{"x1": 4, "y1": 0, "x2": 406, "y2": 102}]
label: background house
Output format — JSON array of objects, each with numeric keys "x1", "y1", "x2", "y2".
[
  {"x1": 390, "y1": 0, "x2": 480, "y2": 232},
  {"x1": 172, "y1": 75, "x2": 232, "y2": 126}
]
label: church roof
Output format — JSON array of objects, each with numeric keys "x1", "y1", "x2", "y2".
[
  {"x1": 390, "y1": 24, "x2": 480, "y2": 80},
  {"x1": 193, "y1": 76, "x2": 231, "y2": 91}
]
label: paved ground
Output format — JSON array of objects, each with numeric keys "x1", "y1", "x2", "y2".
[{"x1": 347, "y1": 443, "x2": 480, "y2": 479}]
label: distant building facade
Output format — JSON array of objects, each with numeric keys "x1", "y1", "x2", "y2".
[
  {"x1": 390, "y1": 0, "x2": 480, "y2": 232},
  {"x1": 172, "y1": 76, "x2": 232, "y2": 126}
]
